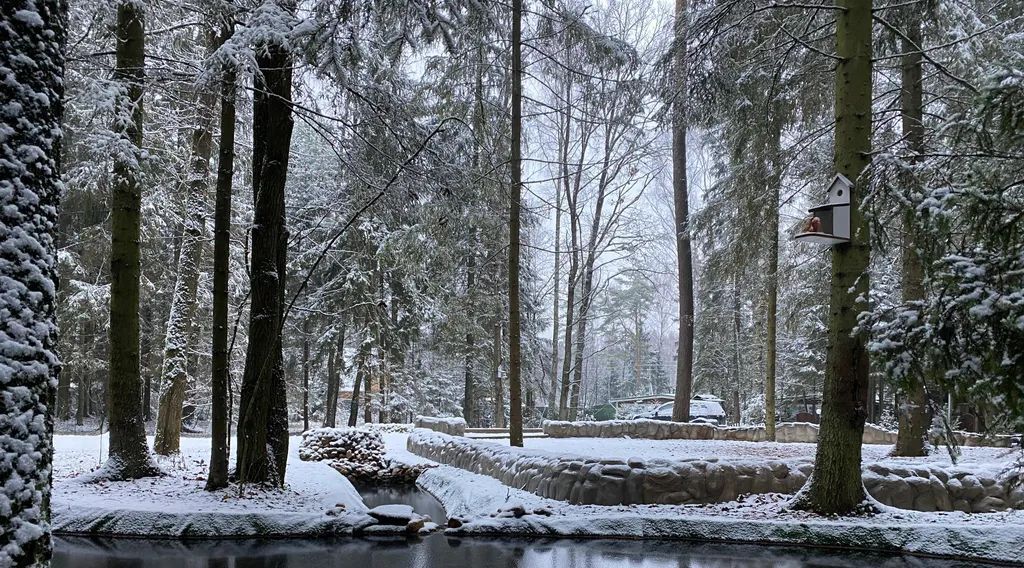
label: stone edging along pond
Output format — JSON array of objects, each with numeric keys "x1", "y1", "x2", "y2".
[{"x1": 407, "y1": 429, "x2": 1024, "y2": 513}]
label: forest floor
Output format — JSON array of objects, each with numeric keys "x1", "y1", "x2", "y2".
[{"x1": 51, "y1": 433, "x2": 374, "y2": 537}]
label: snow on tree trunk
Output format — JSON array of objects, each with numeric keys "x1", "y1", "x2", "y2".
[
  {"x1": 106, "y1": 0, "x2": 159, "y2": 481},
  {"x1": 154, "y1": 57, "x2": 217, "y2": 456},
  {"x1": 0, "y1": 1, "x2": 65, "y2": 563},
  {"x1": 792, "y1": 0, "x2": 873, "y2": 515}
]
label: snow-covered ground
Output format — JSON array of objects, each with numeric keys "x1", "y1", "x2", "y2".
[
  {"x1": 52, "y1": 434, "x2": 374, "y2": 537},
  {"x1": 505, "y1": 436, "x2": 1020, "y2": 468}
]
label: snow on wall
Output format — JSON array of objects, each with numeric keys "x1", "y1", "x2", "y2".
[
  {"x1": 414, "y1": 416, "x2": 466, "y2": 436},
  {"x1": 408, "y1": 430, "x2": 1024, "y2": 513}
]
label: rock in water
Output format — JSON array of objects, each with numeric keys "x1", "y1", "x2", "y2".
[{"x1": 368, "y1": 504, "x2": 416, "y2": 525}]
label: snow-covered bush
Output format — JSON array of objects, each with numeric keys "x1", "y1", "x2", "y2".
[{"x1": 362, "y1": 422, "x2": 413, "y2": 434}]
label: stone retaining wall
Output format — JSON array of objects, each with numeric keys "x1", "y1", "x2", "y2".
[
  {"x1": 414, "y1": 416, "x2": 466, "y2": 436},
  {"x1": 408, "y1": 429, "x2": 1023, "y2": 513},
  {"x1": 543, "y1": 419, "x2": 1013, "y2": 447}
]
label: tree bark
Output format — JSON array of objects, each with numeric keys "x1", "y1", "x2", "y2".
[
  {"x1": 302, "y1": 318, "x2": 310, "y2": 432},
  {"x1": 792, "y1": 0, "x2": 873, "y2": 515},
  {"x1": 206, "y1": 10, "x2": 236, "y2": 490},
  {"x1": 236, "y1": 0, "x2": 295, "y2": 486},
  {"x1": 671, "y1": 0, "x2": 694, "y2": 422},
  {"x1": 323, "y1": 320, "x2": 345, "y2": 427},
  {"x1": 893, "y1": 9, "x2": 930, "y2": 457},
  {"x1": 507, "y1": 0, "x2": 525, "y2": 447},
  {"x1": 0, "y1": 0, "x2": 65, "y2": 561},
  {"x1": 154, "y1": 41, "x2": 217, "y2": 455},
  {"x1": 492, "y1": 320, "x2": 506, "y2": 429},
  {"x1": 764, "y1": 121, "x2": 783, "y2": 440},
  {"x1": 106, "y1": 0, "x2": 158, "y2": 480},
  {"x1": 463, "y1": 240, "x2": 476, "y2": 426},
  {"x1": 548, "y1": 184, "x2": 562, "y2": 418},
  {"x1": 348, "y1": 330, "x2": 369, "y2": 427}
]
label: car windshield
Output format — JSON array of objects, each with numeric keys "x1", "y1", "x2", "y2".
[{"x1": 656, "y1": 402, "x2": 673, "y2": 414}]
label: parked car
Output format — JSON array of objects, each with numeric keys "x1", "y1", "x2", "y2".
[{"x1": 631, "y1": 400, "x2": 727, "y2": 425}]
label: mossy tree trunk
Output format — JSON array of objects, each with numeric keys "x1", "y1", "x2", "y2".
[
  {"x1": 792, "y1": 0, "x2": 874, "y2": 515},
  {"x1": 107, "y1": 0, "x2": 159, "y2": 480},
  {"x1": 507, "y1": 0, "x2": 524, "y2": 447}
]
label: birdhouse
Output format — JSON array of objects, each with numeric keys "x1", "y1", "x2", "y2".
[{"x1": 794, "y1": 174, "x2": 852, "y2": 246}]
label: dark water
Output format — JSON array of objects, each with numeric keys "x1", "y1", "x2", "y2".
[
  {"x1": 351, "y1": 483, "x2": 447, "y2": 524},
  {"x1": 52, "y1": 535, "x2": 1000, "y2": 568}
]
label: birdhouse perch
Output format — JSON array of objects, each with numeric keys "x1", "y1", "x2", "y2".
[{"x1": 794, "y1": 174, "x2": 852, "y2": 246}]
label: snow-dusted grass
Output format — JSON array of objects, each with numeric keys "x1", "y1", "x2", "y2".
[{"x1": 52, "y1": 434, "x2": 373, "y2": 538}]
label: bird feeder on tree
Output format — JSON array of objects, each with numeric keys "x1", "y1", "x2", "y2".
[{"x1": 795, "y1": 173, "x2": 852, "y2": 246}]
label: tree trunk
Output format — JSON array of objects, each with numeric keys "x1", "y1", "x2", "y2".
[
  {"x1": 154, "y1": 44, "x2": 217, "y2": 455},
  {"x1": 764, "y1": 121, "x2": 783, "y2": 440},
  {"x1": 236, "y1": 0, "x2": 295, "y2": 486},
  {"x1": 463, "y1": 240, "x2": 476, "y2": 426},
  {"x1": 106, "y1": 0, "x2": 158, "y2": 480},
  {"x1": 206, "y1": 10, "x2": 236, "y2": 490},
  {"x1": 0, "y1": 1, "x2": 65, "y2": 561},
  {"x1": 492, "y1": 321, "x2": 506, "y2": 429},
  {"x1": 323, "y1": 320, "x2": 344, "y2": 427},
  {"x1": 792, "y1": 0, "x2": 873, "y2": 515},
  {"x1": 349, "y1": 332, "x2": 369, "y2": 427},
  {"x1": 363, "y1": 361, "x2": 373, "y2": 425},
  {"x1": 548, "y1": 185, "x2": 562, "y2": 418},
  {"x1": 507, "y1": 0, "x2": 524, "y2": 447},
  {"x1": 302, "y1": 318, "x2": 310, "y2": 432},
  {"x1": 671, "y1": 0, "x2": 694, "y2": 422},
  {"x1": 894, "y1": 9, "x2": 930, "y2": 457},
  {"x1": 141, "y1": 303, "x2": 152, "y2": 421}
]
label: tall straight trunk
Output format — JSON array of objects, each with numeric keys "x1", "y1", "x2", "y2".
[
  {"x1": 671, "y1": 0, "x2": 694, "y2": 422},
  {"x1": 349, "y1": 330, "x2": 369, "y2": 427},
  {"x1": 141, "y1": 303, "x2": 152, "y2": 421},
  {"x1": 323, "y1": 320, "x2": 345, "y2": 427},
  {"x1": 363, "y1": 361, "x2": 373, "y2": 424},
  {"x1": 894, "y1": 10, "x2": 930, "y2": 457},
  {"x1": 732, "y1": 279, "x2": 742, "y2": 420},
  {"x1": 492, "y1": 321, "x2": 506, "y2": 429},
  {"x1": 106, "y1": 0, "x2": 158, "y2": 479},
  {"x1": 154, "y1": 44, "x2": 217, "y2": 455},
  {"x1": 0, "y1": 1, "x2": 65, "y2": 561},
  {"x1": 548, "y1": 186, "x2": 562, "y2": 417},
  {"x1": 507, "y1": 0, "x2": 524, "y2": 447},
  {"x1": 463, "y1": 242, "x2": 476, "y2": 426},
  {"x1": 302, "y1": 318, "x2": 310, "y2": 432},
  {"x1": 236, "y1": 0, "x2": 295, "y2": 486},
  {"x1": 764, "y1": 121, "x2": 783, "y2": 440},
  {"x1": 206, "y1": 10, "x2": 236, "y2": 490},
  {"x1": 793, "y1": 0, "x2": 873, "y2": 515}
]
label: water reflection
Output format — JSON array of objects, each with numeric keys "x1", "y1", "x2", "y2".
[{"x1": 54, "y1": 535, "x2": 994, "y2": 568}]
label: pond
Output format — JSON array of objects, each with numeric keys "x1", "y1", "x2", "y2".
[{"x1": 53, "y1": 535, "x2": 996, "y2": 568}]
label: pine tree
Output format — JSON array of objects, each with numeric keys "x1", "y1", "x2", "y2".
[
  {"x1": 106, "y1": 0, "x2": 159, "y2": 480},
  {"x1": 792, "y1": 0, "x2": 874, "y2": 515}
]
